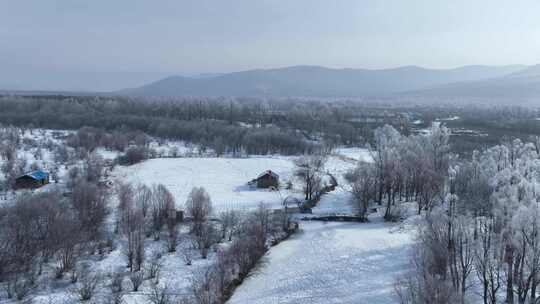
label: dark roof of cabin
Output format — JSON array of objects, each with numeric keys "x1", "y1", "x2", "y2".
[
  {"x1": 18, "y1": 170, "x2": 49, "y2": 181},
  {"x1": 257, "y1": 170, "x2": 279, "y2": 179}
]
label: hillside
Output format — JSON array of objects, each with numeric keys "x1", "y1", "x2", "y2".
[
  {"x1": 117, "y1": 65, "x2": 526, "y2": 98},
  {"x1": 407, "y1": 64, "x2": 540, "y2": 104}
]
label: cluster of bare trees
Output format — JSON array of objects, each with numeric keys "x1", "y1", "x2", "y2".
[
  {"x1": 102, "y1": 183, "x2": 295, "y2": 304},
  {"x1": 65, "y1": 126, "x2": 155, "y2": 166},
  {"x1": 0, "y1": 167, "x2": 109, "y2": 301},
  {"x1": 396, "y1": 137, "x2": 540, "y2": 304},
  {"x1": 67, "y1": 126, "x2": 149, "y2": 153},
  {"x1": 115, "y1": 182, "x2": 177, "y2": 274},
  {"x1": 345, "y1": 124, "x2": 450, "y2": 221},
  {"x1": 185, "y1": 187, "x2": 217, "y2": 259},
  {"x1": 0, "y1": 127, "x2": 26, "y2": 191},
  {"x1": 294, "y1": 154, "x2": 328, "y2": 202},
  {"x1": 0, "y1": 138, "x2": 114, "y2": 302},
  {"x1": 189, "y1": 203, "x2": 295, "y2": 304}
]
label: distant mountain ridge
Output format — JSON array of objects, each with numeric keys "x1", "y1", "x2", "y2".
[
  {"x1": 506, "y1": 64, "x2": 540, "y2": 79},
  {"x1": 117, "y1": 65, "x2": 527, "y2": 98},
  {"x1": 406, "y1": 64, "x2": 540, "y2": 104}
]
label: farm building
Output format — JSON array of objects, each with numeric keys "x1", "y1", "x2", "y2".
[
  {"x1": 15, "y1": 170, "x2": 50, "y2": 189},
  {"x1": 251, "y1": 170, "x2": 279, "y2": 189}
]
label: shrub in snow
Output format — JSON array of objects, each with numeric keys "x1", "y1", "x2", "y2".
[
  {"x1": 71, "y1": 267, "x2": 101, "y2": 302},
  {"x1": 182, "y1": 246, "x2": 194, "y2": 266},
  {"x1": 147, "y1": 282, "x2": 173, "y2": 304},
  {"x1": 145, "y1": 255, "x2": 163, "y2": 284},
  {"x1": 130, "y1": 270, "x2": 145, "y2": 292},
  {"x1": 109, "y1": 269, "x2": 125, "y2": 294},
  {"x1": 117, "y1": 146, "x2": 151, "y2": 166}
]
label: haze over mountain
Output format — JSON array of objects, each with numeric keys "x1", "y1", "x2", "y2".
[
  {"x1": 406, "y1": 64, "x2": 540, "y2": 104},
  {"x1": 118, "y1": 65, "x2": 527, "y2": 98}
]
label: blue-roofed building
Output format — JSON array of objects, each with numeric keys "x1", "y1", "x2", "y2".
[{"x1": 15, "y1": 170, "x2": 50, "y2": 189}]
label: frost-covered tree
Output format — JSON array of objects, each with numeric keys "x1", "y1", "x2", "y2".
[
  {"x1": 344, "y1": 162, "x2": 377, "y2": 221},
  {"x1": 397, "y1": 136, "x2": 540, "y2": 304}
]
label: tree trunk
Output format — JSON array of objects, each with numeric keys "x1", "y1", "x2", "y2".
[{"x1": 507, "y1": 246, "x2": 514, "y2": 304}]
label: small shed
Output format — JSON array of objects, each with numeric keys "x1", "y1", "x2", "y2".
[
  {"x1": 168, "y1": 209, "x2": 184, "y2": 223},
  {"x1": 15, "y1": 170, "x2": 50, "y2": 189},
  {"x1": 253, "y1": 170, "x2": 279, "y2": 189}
]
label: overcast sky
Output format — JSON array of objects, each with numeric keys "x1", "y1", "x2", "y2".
[{"x1": 1, "y1": 0, "x2": 540, "y2": 91}]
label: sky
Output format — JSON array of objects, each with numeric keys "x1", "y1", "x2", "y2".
[{"x1": 1, "y1": 0, "x2": 540, "y2": 91}]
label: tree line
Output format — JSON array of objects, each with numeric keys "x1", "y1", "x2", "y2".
[
  {"x1": 346, "y1": 124, "x2": 451, "y2": 222},
  {"x1": 0, "y1": 95, "x2": 376, "y2": 156},
  {"x1": 348, "y1": 124, "x2": 540, "y2": 303}
]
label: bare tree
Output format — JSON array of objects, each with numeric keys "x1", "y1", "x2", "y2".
[
  {"x1": 186, "y1": 187, "x2": 212, "y2": 238},
  {"x1": 474, "y1": 218, "x2": 503, "y2": 304},
  {"x1": 294, "y1": 154, "x2": 326, "y2": 201},
  {"x1": 51, "y1": 209, "x2": 82, "y2": 278},
  {"x1": 195, "y1": 222, "x2": 218, "y2": 259},
  {"x1": 135, "y1": 184, "x2": 153, "y2": 218},
  {"x1": 116, "y1": 182, "x2": 134, "y2": 233},
  {"x1": 344, "y1": 162, "x2": 377, "y2": 221},
  {"x1": 151, "y1": 184, "x2": 175, "y2": 240},
  {"x1": 71, "y1": 180, "x2": 108, "y2": 244},
  {"x1": 83, "y1": 152, "x2": 104, "y2": 183},
  {"x1": 191, "y1": 266, "x2": 219, "y2": 304},
  {"x1": 122, "y1": 208, "x2": 145, "y2": 272},
  {"x1": 219, "y1": 210, "x2": 240, "y2": 241}
]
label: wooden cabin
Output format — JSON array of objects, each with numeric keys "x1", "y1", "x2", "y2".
[
  {"x1": 251, "y1": 170, "x2": 279, "y2": 189},
  {"x1": 15, "y1": 170, "x2": 50, "y2": 189}
]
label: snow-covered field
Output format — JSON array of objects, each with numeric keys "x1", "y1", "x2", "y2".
[
  {"x1": 112, "y1": 157, "x2": 299, "y2": 211},
  {"x1": 229, "y1": 219, "x2": 414, "y2": 304},
  {"x1": 112, "y1": 148, "x2": 372, "y2": 212},
  {"x1": 333, "y1": 147, "x2": 372, "y2": 163}
]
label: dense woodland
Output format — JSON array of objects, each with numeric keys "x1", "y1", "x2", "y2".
[
  {"x1": 0, "y1": 95, "x2": 374, "y2": 155},
  {"x1": 2, "y1": 95, "x2": 539, "y2": 156}
]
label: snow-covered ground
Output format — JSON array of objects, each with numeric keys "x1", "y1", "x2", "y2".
[
  {"x1": 229, "y1": 218, "x2": 414, "y2": 304},
  {"x1": 333, "y1": 147, "x2": 372, "y2": 163},
  {"x1": 22, "y1": 227, "x2": 215, "y2": 304},
  {"x1": 436, "y1": 116, "x2": 460, "y2": 121},
  {"x1": 111, "y1": 147, "x2": 371, "y2": 212},
  {"x1": 112, "y1": 157, "x2": 299, "y2": 211}
]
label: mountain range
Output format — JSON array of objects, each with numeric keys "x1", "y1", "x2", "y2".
[
  {"x1": 117, "y1": 64, "x2": 540, "y2": 103},
  {"x1": 4, "y1": 64, "x2": 539, "y2": 104},
  {"x1": 404, "y1": 65, "x2": 540, "y2": 104}
]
